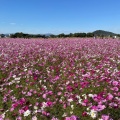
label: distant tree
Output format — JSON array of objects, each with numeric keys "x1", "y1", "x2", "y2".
[
  {"x1": 1, "y1": 34, "x2": 5, "y2": 38},
  {"x1": 73, "y1": 33, "x2": 80, "y2": 37},
  {"x1": 117, "y1": 34, "x2": 120, "y2": 37},
  {"x1": 79, "y1": 33, "x2": 86, "y2": 37},
  {"x1": 86, "y1": 33, "x2": 94, "y2": 37},
  {"x1": 69, "y1": 33, "x2": 74, "y2": 37},
  {"x1": 58, "y1": 33, "x2": 65, "y2": 38},
  {"x1": 50, "y1": 34, "x2": 56, "y2": 38},
  {"x1": 73, "y1": 33, "x2": 86, "y2": 37},
  {"x1": 10, "y1": 32, "x2": 46, "y2": 38}
]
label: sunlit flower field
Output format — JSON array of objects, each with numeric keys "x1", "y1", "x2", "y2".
[{"x1": 0, "y1": 38, "x2": 120, "y2": 120}]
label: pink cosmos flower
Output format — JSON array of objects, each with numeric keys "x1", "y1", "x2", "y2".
[
  {"x1": 117, "y1": 92, "x2": 120, "y2": 96},
  {"x1": 28, "y1": 70, "x2": 32, "y2": 75},
  {"x1": 10, "y1": 107, "x2": 14, "y2": 111},
  {"x1": 65, "y1": 117, "x2": 71, "y2": 120},
  {"x1": 91, "y1": 105, "x2": 106, "y2": 111},
  {"x1": 42, "y1": 94, "x2": 47, "y2": 99},
  {"x1": 65, "y1": 115, "x2": 80, "y2": 120},
  {"x1": 42, "y1": 111, "x2": 50, "y2": 116},
  {"x1": 82, "y1": 111, "x2": 87, "y2": 117},
  {"x1": 66, "y1": 85, "x2": 73, "y2": 92},
  {"x1": 112, "y1": 81, "x2": 118, "y2": 86},
  {"x1": 96, "y1": 105, "x2": 106, "y2": 111},
  {"x1": 19, "y1": 98, "x2": 26, "y2": 105},
  {"x1": 57, "y1": 92, "x2": 62, "y2": 95},
  {"x1": 32, "y1": 116, "x2": 37, "y2": 120},
  {"x1": 51, "y1": 117, "x2": 58, "y2": 120},
  {"x1": 112, "y1": 87, "x2": 119, "y2": 91},
  {"x1": 47, "y1": 101, "x2": 53, "y2": 107},
  {"x1": 106, "y1": 93, "x2": 113, "y2": 100},
  {"x1": 109, "y1": 102, "x2": 118, "y2": 108},
  {"x1": 101, "y1": 115, "x2": 109, "y2": 120},
  {"x1": 48, "y1": 91, "x2": 53, "y2": 95},
  {"x1": 33, "y1": 76, "x2": 38, "y2": 80},
  {"x1": 54, "y1": 76, "x2": 59, "y2": 81},
  {"x1": 19, "y1": 109, "x2": 24, "y2": 114},
  {"x1": 27, "y1": 92, "x2": 32, "y2": 96},
  {"x1": 16, "y1": 116, "x2": 22, "y2": 120},
  {"x1": 12, "y1": 102, "x2": 19, "y2": 109},
  {"x1": 70, "y1": 115, "x2": 79, "y2": 120},
  {"x1": 23, "y1": 106, "x2": 29, "y2": 111},
  {"x1": 33, "y1": 90, "x2": 37, "y2": 94}
]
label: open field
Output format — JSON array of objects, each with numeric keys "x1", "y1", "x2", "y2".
[{"x1": 0, "y1": 38, "x2": 120, "y2": 120}]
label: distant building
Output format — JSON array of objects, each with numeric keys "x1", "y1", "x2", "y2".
[
  {"x1": 113, "y1": 36, "x2": 117, "y2": 39},
  {"x1": 0, "y1": 34, "x2": 11, "y2": 38}
]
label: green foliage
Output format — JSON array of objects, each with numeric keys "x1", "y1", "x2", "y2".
[{"x1": 10, "y1": 32, "x2": 48, "y2": 38}]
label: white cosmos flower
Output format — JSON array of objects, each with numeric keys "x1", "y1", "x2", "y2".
[
  {"x1": 88, "y1": 94, "x2": 94, "y2": 98},
  {"x1": 34, "y1": 106, "x2": 38, "y2": 110},
  {"x1": 82, "y1": 94, "x2": 87, "y2": 99},
  {"x1": 41, "y1": 102, "x2": 47, "y2": 110},
  {"x1": 13, "y1": 75, "x2": 16, "y2": 78},
  {"x1": 70, "y1": 111, "x2": 73, "y2": 114},
  {"x1": 86, "y1": 107, "x2": 90, "y2": 111},
  {"x1": 78, "y1": 99, "x2": 82, "y2": 104},
  {"x1": 14, "y1": 77, "x2": 20, "y2": 81},
  {"x1": 90, "y1": 110, "x2": 97, "y2": 119},
  {"x1": 71, "y1": 105, "x2": 74, "y2": 110},
  {"x1": 24, "y1": 68, "x2": 27, "y2": 71},
  {"x1": 24, "y1": 110, "x2": 31, "y2": 116},
  {"x1": 43, "y1": 85, "x2": 47, "y2": 90},
  {"x1": 66, "y1": 81, "x2": 70, "y2": 85},
  {"x1": 76, "y1": 95, "x2": 80, "y2": 99},
  {"x1": 62, "y1": 112, "x2": 67, "y2": 117},
  {"x1": 33, "y1": 110, "x2": 38, "y2": 114}
]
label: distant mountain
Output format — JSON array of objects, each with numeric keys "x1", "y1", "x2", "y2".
[
  {"x1": 93, "y1": 30, "x2": 116, "y2": 36},
  {"x1": 44, "y1": 33, "x2": 53, "y2": 37}
]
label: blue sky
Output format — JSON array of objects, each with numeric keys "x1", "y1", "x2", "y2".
[{"x1": 0, "y1": 0, "x2": 120, "y2": 34}]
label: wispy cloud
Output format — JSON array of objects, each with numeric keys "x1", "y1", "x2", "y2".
[{"x1": 10, "y1": 22, "x2": 16, "y2": 25}]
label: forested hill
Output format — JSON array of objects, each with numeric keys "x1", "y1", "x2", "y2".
[{"x1": 93, "y1": 30, "x2": 116, "y2": 36}]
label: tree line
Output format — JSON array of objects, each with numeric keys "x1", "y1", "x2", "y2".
[
  {"x1": 1, "y1": 30, "x2": 120, "y2": 38},
  {"x1": 10, "y1": 33, "x2": 47, "y2": 38},
  {"x1": 9, "y1": 32, "x2": 94, "y2": 38}
]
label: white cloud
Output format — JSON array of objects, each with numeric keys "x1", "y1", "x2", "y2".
[{"x1": 10, "y1": 23, "x2": 16, "y2": 25}]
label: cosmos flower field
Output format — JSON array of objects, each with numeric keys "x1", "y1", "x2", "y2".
[{"x1": 0, "y1": 38, "x2": 120, "y2": 120}]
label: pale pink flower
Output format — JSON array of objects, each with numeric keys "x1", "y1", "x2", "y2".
[
  {"x1": 65, "y1": 117, "x2": 71, "y2": 120},
  {"x1": 101, "y1": 115, "x2": 109, "y2": 120},
  {"x1": 27, "y1": 92, "x2": 32, "y2": 96},
  {"x1": 94, "y1": 105, "x2": 106, "y2": 111},
  {"x1": 112, "y1": 87, "x2": 119, "y2": 91},
  {"x1": 19, "y1": 109, "x2": 24, "y2": 114},
  {"x1": 106, "y1": 93, "x2": 113, "y2": 100},
  {"x1": 16, "y1": 116, "x2": 22, "y2": 120},
  {"x1": 32, "y1": 116, "x2": 37, "y2": 120},
  {"x1": 70, "y1": 115, "x2": 79, "y2": 120},
  {"x1": 51, "y1": 117, "x2": 58, "y2": 120},
  {"x1": 42, "y1": 94, "x2": 47, "y2": 99},
  {"x1": 112, "y1": 81, "x2": 118, "y2": 86},
  {"x1": 28, "y1": 70, "x2": 32, "y2": 75}
]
